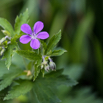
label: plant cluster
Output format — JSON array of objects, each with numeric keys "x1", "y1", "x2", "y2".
[{"x1": 0, "y1": 9, "x2": 77, "y2": 102}]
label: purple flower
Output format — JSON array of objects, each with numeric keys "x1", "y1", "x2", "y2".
[{"x1": 20, "y1": 21, "x2": 49, "y2": 49}]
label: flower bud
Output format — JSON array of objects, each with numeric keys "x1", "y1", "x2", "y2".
[
  {"x1": 0, "y1": 48, "x2": 5, "y2": 56},
  {"x1": 49, "y1": 61, "x2": 56, "y2": 71},
  {"x1": 0, "y1": 36, "x2": 11, "y2": 45},
  {"x1": 41, "y1": 64, "x2": 44, "y2": 69},
  {"x1": 43, "y1": 60, "x2": 48, "y2": 65},
  {"x1": 0, "y1": 37, "x2": 6, "y2": 44},
  {"x1": 1, "y1": 30, "x2": 10, "y2": 36},
  {"x1": 7, "y1": 41, "x2": 11, "y2": 45},
  {"x1": 45, "y1": 65, "x2": 49, "y2": 72}
]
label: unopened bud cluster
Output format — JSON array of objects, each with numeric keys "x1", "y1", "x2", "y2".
[
  {"x1": 41, "y1": 56, "x2": 56, "y2": 72},
  {"x1": 0, "y1": 30, "x2": 11, "y2": 56}
]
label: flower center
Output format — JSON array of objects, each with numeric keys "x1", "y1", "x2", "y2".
[{"x1": 31, "y1": 33, "x2": 37, "y2": 39}]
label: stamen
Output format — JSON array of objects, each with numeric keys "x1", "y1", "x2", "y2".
[{"x1": 31, "y1": 33, "x2": 37, "y2": 39}]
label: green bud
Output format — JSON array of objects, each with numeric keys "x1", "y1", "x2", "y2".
[
  {"x1": 49, "y1": 61, "x2": 56, "y2": 71},
  {"x1": 0, "y1": 37, "x2": 6, "y2": 44},
  {"x1": 41, "y1": 64, "x2": 44, "y2": 69},
  {"x1": 0, "y1": 49, "x2": 5, "y2": 56},
  {"x1": 45, "y1": 65, "x2": 49, "y2": 72},
  {"x1": 3, "y1": 40, "x2": 8, "y2": 45},
  {"x1": 42, "y1": 60, "x2": 48, "y2": 65},
  {"x1": 1, "y1": 30, "x2": 10, "y2": 36},
  {"x1": 7, "y1": 41, "x2": 11, "y2": 44},
  {"x1": 45, "y1": 56, "x2": 49, "y2": 61}
]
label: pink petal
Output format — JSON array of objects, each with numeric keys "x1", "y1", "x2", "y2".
[
  {"x1": 21, "y1": 24, "x2": 32, "y2": 34},
  {"x1": 30, "y1": 39, "x2": 40, "y2": 49},
  {"x1": 37, "y1": 32, "x2": 49, "y2": 39},
  {"x1": 20, "y1": 35, "x2": 31, "y2": 44},
  {"x1": 33, "y1": 21, "x2": 44, "y2": 34}
]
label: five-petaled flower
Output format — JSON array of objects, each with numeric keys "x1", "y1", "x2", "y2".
[{"x1": 20, "y1": 21, "x2": 49, "y2": 49}]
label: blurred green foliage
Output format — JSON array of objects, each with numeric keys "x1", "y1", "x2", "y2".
[{"x1": 0, "y1": 0, "x2": 103, "y2": 103}]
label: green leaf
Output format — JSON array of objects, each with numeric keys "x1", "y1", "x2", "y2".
[
  {"x1": 14, "y1": 9, "x2": 29, "y2": 35},
  {"x1": 50, "y1": 48, "x2": 67, "y2": 56},
  {"x1": 0, "y1": 18, "x2": 14, "y2": 37},
  {"x1": 45, "y1": 69, "x2": 78, "y2": 86},
  {"x1": 16, "y1": 50, "x2": 42, "y2": 61},
  {"x1": 32, "y1": 69, "x2": 77, "y2": 103},
  {"x1": 33, "y1": 83, "x2": 60, "y2": 103},
  {"x1": 0, "y1": 67, "x2": 23, "y2": 91},
  {"x1": 45, "y1": 30, "x2": 61, "y2": 54},
  {"x1": 27, "y1": 62, "x2": 33, "y2": 70},
  {"x1": 4, "y1": 80, "x2": 33, "y2": 100},
  {"x1": 2, "y1": 42, "x2": 17, "y2": 69},
  {"x1": 33, "y1": 60, "x2": 42, "y2": 81},
  {"x1": 12, "y1": 32, "x2": 23, "y2": 42},
  {"x1": 33, "y1": 66, "x2": 41, "y2": 81},
  {"x1": 0, "y1": 61, "x2": 21, "y2": 78},
  {"x1": 0, "y1": 61, "x2": 8, "y2": 77}
]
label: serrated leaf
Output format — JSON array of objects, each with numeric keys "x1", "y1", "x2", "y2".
[
  {"x1": 33, "y1": 67, "x2": 40, "y2": 81},
  {"x1": 0, "y1": 61, "x2": 8, "y2": 77},
  {"x1": 33, "y1": 83, "x2": 61, "y2": 103},
  {"x1": 0, "y1": 61, "x2": 19, "y2": 78},
  {"x1": 33, "y1": 59, "x2": 42, "y2": 80},
  {"x1": 16, "y1": 50, "x2": 42, "y2": 61},
  {"x1": 0, "y1": 18, "x2": 14, "y2": 36},
  {"x1": 33, "y1": 61, "x2": 41, "y2": 81},
  {"x1": 27, "y1": 62, "x2": 33, "y2": 70},
  {"x1": 14, "y1": 9, "x2": 29, "y2": 35},
  {"x1": 45, "y1": 69, "x2": 78, "y2": 86},
  {"x1": 0, "y1": 67, "x2": 23, "y2": 91},
  {"x1": 2, "y1": 42, "x2": 17, "y2": 69},
  {"x1": 4, "y1": 80, "x2": 33, "y2": 100},
  {"x1": 45, "y1": 30, "x2": 61, "y2": 54},
  {"x1": 32, "y1": 69, "x2": 77, "y2": 103},
  {"x1": 50, "y1": 48, "x2": 67, "y2": 56}
]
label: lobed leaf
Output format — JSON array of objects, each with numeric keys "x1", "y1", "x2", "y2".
[
  {"x1": 4, "y1": 80, "x2": 33, "y2": 100},
  {"x1": 2, "y1": 42, "x2": 17, "y2": 69},
  {"x1": 50, "y1": 48, "x2": 67, "y2": 56},
  {"x1": 0, "y1": 61, "x2": 22, "y2": 78},
  {"x1": 33, "y1": 66, "x2": 41, "y2": 81},
  {"x1": 33, "y1": 59, "x2": 42, "y2": 81},
  {"x1": 45, "y1": 30, "x2": 61, "y2": 54},
  {"x1": 32, "y1": 69, "x2": 77, "y2": 103},
  {"x1": 0, "y1": 67, "x2": 23, "y2": 91},
  {"x1": 45, "y1": 69, "x2": 78, "y2": 87},
  {"x1": 14, "y1": 9, "x2": 29, "y2": 35},
  {"x1": 0, "y1": 18, "x2": 14, "y2": 36},
  {"x1": 16, "y1": 50, "x2": 42, "y2": 61},
  {"x1": 33, "y1": 83, "x2": 61, "y2": 103},
  {"x1": 0, "y1": 61, "x2": 9, "y2": 77}
]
